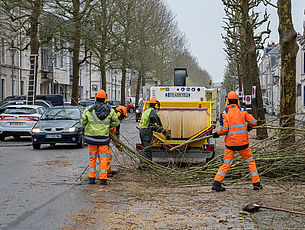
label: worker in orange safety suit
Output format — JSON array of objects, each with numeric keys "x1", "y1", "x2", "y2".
[
  {"x1": 81, "y1": 90, "x2": 119, "y2": 185},
  {"x1": 211, "y1": 91, "x2": 262, "y2": 192},
  {"x1": 108, "y1": 105, "x2": 128, "y2": 177}
]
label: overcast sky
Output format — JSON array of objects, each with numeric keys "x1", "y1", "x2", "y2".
[{"x1": 165, "y1": 0, "x2": 305, "y2": 83}]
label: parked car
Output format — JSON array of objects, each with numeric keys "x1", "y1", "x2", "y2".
[
  {"x1": 107, "y1": 100, "x2": 121, "y2": 109},
  {"x1": 125, "y1": 101, "x2": 135, "y2": 113},
  {"x1": 31, "y1": 106, "x2": 84, "y2": 149},
  {"x1": 36, "y1": 94, "x2": 64, "y2": 106},
  {"x1": 79, "y1": 99, "x2": 95, "y2": 108},
  {"x1": 0, "y1": 95, "x2": 26, "y2": 106},
  {"x1": 136, "y1": 101, "x2": 144, "y2": 122},
  {"x1": 262, "y1": 96, "x2": 269, "y2": 114},
  {"x1": 0, "y1": 105, "x2": 46, "y2": 140},
  {"x1": 0, "y1": 94, "x2": 64, "y2": 106},
  {"x1": 0, "y1": 100, "x2": 52, "y2": 114}
]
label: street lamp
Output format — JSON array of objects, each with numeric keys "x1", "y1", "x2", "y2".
[{"x1": 9, "y1": 44, "x2": 16, "y2": 96}]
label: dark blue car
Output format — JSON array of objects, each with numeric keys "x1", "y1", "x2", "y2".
[{"x1": 31, "y1": 106, "x2": 84, "y2": 149}]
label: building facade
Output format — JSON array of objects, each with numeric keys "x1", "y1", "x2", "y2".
[{"x1": 259, "y1": 32, "x2": 305, "y2": 119}]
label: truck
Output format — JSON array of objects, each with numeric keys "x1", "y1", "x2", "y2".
[{"x1": 137, "y1": 68, "x2": 216, "y2": 164}]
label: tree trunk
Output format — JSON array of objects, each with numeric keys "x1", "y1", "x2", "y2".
[
  {"x1": 277, "y1": 0, "x2": 298, "y2": 148},
  {"x1": 121, "y1": 66, "x2": 126, "y2": 105},
  {"x1": 237, "y1": 63, "x2": 242, "y2": 91},
  {"x1": 28, "y1": 0, "x2": 41, "y2": 105},
  {"x1": 100, "y1": 59, "x2": 106, "y2": 90},
  {"x1": 240, "y1": 0, "x2": 267, "y2": 139},
  {"x1": 100, "y1": 0, "x2": 107, "y2": 91},
  {"x1": 135, "y1": 70, "x2": 141, "y2": 107},
  {"x1": 71, "y1": 0, "x2": 81, "y2": 106}
]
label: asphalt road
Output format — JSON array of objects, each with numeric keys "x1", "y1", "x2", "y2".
[{"x1": 0, "y1": 115, "x2": 140, "y2": 230}]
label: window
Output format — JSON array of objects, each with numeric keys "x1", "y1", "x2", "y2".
[
  {"x1": 0, "y1": 76, "x2": 5, "y2": 100},
  {"x1": 303, "y1": 51, "x2": 305, "y2": 74},
  {"x1": 60, "y1": 49, "x2": 64, "y2": 68},
  {"x1": 11, "y1": 76, "x2": 15, "y2": 95},
  {"x1": 21, "y1": 81, "x2": 24, "y2": 95},
  {"x1": 1, "y1": 37, "x2": 6, "y2": 64},
  {"x1": 85, "y1": 62, "x2": 89, "y2": 74}
]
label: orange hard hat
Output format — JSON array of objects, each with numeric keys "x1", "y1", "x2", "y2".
[
  {"x1": 227, "y1": 91, "x2": 239, "y2": 100},
  {"x1": 149, "y1": 97, "x2": 158, "y2": 104},
  {"x1": 116, "y1": 105, "x2": 127, "y2": 117},
  {"x1": 96, "y1": 90, "x2": 107, "y2": 99}
]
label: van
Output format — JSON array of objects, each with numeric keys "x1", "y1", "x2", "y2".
[
  {"x1": 262, "y1": 96, "x2": 269, "y2": 114},
  {"x1": 36, "y1": 94, "x2": 64, "y2": 106}
]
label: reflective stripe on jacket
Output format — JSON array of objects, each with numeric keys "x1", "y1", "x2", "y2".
[
  {"x1": 218, "y1": 104, "x2": 257, "y2": 148},
  {"x1": 81, "y1": 105, "x2": 119, "y2": 145},
  {"x1": 139, "y1": 107, "x2": 153, "y2": 128}
]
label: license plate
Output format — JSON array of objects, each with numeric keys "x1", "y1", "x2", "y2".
[
  {"x1": 46, "y1": 134, "x2": 62, "y2": 138},
  {"x1": 9, "y1": 122, "x2": 24, "y2": 126}
]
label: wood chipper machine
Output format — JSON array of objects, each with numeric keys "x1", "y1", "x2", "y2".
[{"x1": 136, "y1": 68, "x2": 216, "y2": 164}]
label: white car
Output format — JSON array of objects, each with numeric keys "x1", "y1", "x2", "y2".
[{"x1": 0, "y1": 105, "x2": 45, "y2": 140}]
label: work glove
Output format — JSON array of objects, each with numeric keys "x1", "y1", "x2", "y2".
[
  {"x1": 115, "y1": 144, "x2": 124, "y2": 151},
  {"x1": 247, "y1": 126, "x2": 253, "y2": 132},
  {"x1": 212, "y1": 132, "x2": 220, "y2": 138},
  {"x1": 162, "y1": 129, "x2": 171, "y2": 140}
]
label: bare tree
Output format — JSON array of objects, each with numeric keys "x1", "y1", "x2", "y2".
[
  {"x1": 277, "y1": 0, "x2": 298, "y2": 147},
  {"x1": 89, "y1": 0, "x2": 117, "y2": 91},
  {"x1": 222, "y1": 0, "x2": 270, "y2": 139},
  {"x1": 1, "y1": 0, "x2": 44, "y2": 104},
  {"x1": 50, "y1": 0, "x2": 93, "y2": 105}
]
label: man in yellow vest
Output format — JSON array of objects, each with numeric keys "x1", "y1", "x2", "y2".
[
  {"x1": 81, "y1": 90, "x2": 120, "y2": 185},
  {"x1": 138, "y1": 97, "x2": 163, "y2": 169}
]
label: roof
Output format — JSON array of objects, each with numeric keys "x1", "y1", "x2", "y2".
[
  {"x1": 49, "y1": 106, "x2": 80, "y2": 109},
  {"x1": 268, "y1": 45, "x2": 280, "y2": 55},
  {"x1": 6, "y1": 104, "x2": 43, "y2": 108}
]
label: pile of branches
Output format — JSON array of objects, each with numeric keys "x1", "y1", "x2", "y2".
[{"x1": 112, "y1": 115, "x2": 305, "y2": 186}]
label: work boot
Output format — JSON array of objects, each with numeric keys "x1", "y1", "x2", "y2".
[
  {"x1": 253, "y1": 183, "x2": 263, "y2": 190},
  {"x1": 88, "y1": 178, "x2": 96, "y2": 184},
  {"x1": 107, "y1": 171, "x2": 118, "y2": 177},
  {"x1": 212, "y1": 181, "x2": 226, "y2": 192},
  {"x1": 99, "y1": 179, "x2": 107, "y2": 185}
]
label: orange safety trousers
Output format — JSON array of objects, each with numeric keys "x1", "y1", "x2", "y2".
[
  {"x1": 88, "y1": 144, "x2": 112, "y2": 180},
  {"x1": 214, "y1": 146, "x2": 260, "y2": 184}
]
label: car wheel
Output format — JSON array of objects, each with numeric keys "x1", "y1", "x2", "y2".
[
  {"x1": 77, "y1": 135, "x2": 84, "y2": 148},
  {"x1": 129, "y1": 107, "x2": 134, "y2": 113},
  {"x1": 33, "y1": 143, "x2": 41, "y2": 150},
  {"x1": 0, "y1": 135, "x2": 5, "y2": 141},
  {"x1": 13, "y1": 135, "x2": 20, "y2": 139}
]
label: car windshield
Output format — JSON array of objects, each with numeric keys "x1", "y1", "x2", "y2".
[
  {"x1": 110, "y1": 101, "x2": 120, "y2": 106},
  {"x1": 41, "y1": 107, "x2": 80, "y2": 120},
  {"x1": 5, "y1": 107, "x2": 36, "y2": 114}
]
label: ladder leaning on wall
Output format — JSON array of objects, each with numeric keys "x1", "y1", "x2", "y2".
[{"x1": 27, "y1": 54, "x2": 38, "y2": 105}]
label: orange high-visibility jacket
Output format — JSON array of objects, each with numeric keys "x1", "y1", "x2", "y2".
[{"x1": 217, "y1": 104, "x2": 257, "y2": 150}]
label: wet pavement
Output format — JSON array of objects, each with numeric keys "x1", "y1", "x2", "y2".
[
  {"x1": 0, "y1": 136, "x2": 91, "y2": 230},
  {"x1": 1, "y1": 114, "x2": 305, "y2": 229}
]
